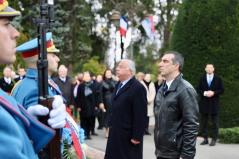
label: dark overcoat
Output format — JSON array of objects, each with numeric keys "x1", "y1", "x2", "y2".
[
  {"x1": 197, "y1": 74, "x2": 224, "y2": 114},
  {"x1": 53, "y1": 75, "x2": 75, "y2": 106},
  {"x1": 105, "y1": 77, "x2": 147, "y2": 159},
  {"x1": 76, "y1": 83, "x2": 97, "y2": 118}
]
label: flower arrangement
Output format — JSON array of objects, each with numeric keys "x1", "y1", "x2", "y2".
[{"x1": 62, "y1": 124, "x2": 87, "y2": 159}]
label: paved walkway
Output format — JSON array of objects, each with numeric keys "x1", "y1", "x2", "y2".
[{"x1": 85, "y1": 117, "x2": 239, "y2": 159}]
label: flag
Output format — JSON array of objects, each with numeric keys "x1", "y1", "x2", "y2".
[
  {"x1": 119, "y1": 14, "x2": 128, "y2": 36},
  {"x1": 141, "y1": 15, "x2": 155, "y2": 40}
]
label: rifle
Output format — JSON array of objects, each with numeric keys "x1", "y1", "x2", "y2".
[{"x1": 32, "y1": 0, "x2": 61, "y2": 158}]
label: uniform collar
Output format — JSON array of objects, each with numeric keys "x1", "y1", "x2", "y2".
[{"x1": 25, "y1": 69, "x2": 38, "y2": 78}]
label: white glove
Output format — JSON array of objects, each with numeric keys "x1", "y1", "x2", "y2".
[
  {"x1": 47, "y1": 95, "x2": 66, "y2": 129},
  {"x1": 27, "y1": 104, "x2": 49, "y2": 119}
]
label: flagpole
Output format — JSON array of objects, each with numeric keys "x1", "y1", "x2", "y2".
[{"x1": 121, "y1": 35, "x2": 124, "y2": 59}]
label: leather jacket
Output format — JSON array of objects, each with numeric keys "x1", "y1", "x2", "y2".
[{"x1": 154, "y1": 74, "x2": 199, "y2": 159}]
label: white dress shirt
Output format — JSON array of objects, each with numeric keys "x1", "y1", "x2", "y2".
[
  {"x1": 204, "y1": 73, "x2": 214, "y2": 96},
  {"x1": 4, "y1": 77, "x2": 11, "y2": 84}
]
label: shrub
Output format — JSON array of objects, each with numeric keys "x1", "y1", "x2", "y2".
[{"x1": 218, "y1": 127, "x2": 239, "y2": 143}]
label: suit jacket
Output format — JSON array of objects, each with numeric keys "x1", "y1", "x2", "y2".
[
  {"x1": 105, "y1": 77, "x2": 147, "y2": 159},
  {"x1": 0, "y1": 77, "x2": 14, "y2": 93},
  {"x1": 197, "y1": 74, "x2": 224, "y2": 114},
  {"x1": 14, "y1": 75, "x2": 26, "y2": 83}
]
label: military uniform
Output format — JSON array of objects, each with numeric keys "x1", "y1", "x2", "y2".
[
  {"x1": 0, "y1": 1, "x2": 54, "y2": 158},
  {"x1": 12, "y1": 68, "x2": 66, "y2": 109},
  {"x1": 11, "y1": 32, "x2": 65, "y2": 108}
]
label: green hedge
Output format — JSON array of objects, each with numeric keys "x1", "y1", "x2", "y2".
[
  {"x1": 218, "y1": 127, "x2": 239, "y2": 143},
  {"x1": 169, "y1": 0, "x2": 239, "y2": 130}
]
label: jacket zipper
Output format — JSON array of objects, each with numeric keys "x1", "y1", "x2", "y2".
[{"x1": 157, "y1": 92, "x2": 164, "y2": 149}]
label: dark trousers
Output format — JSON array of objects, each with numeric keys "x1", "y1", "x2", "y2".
[
  {"x1": 90, "y1": 116, "x2": 96, "y2": 133},
  {"x1": 80, "y1": 117, "x2": 91, "y2": 137},
  {"x1": 201, "y1": 113, "x2": 219, "y2": 140}
]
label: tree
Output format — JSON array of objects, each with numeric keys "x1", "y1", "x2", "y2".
[
  {"x1": 82, "y1": 56, "x2": 107, "y2": 76},
  {"x1": 169, "y1": 0, "x2": 239, "y2": 128}
]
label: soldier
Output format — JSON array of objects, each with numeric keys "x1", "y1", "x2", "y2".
[
  {"x1": 12, "y1": 32, "x2": 66, "y2": 111},
  {"x1": 0, "y1": 1, "x2": 66, "y2": 158}
]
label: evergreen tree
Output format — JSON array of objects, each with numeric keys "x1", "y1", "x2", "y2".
[{"x1": 169, "y1": 0, "x2": 239, "y2": 128}]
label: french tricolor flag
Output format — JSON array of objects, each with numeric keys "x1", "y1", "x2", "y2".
[{"x1": 119, "y1": 14, "x2": 128, "y2": 37}]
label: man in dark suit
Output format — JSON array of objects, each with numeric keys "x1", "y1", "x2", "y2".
[
  {"x1": 104, "y1": 59, "x2": 147, "y2": 159},
  {"x1": 197, "y1": 63, "x2": 224, "y2": 146},
  {"x1": 14, "y1": 67, "x2": 26, "y2": 82},
  {"x1": 0, "y1": 66, "x2": 14, "y2": 94}
]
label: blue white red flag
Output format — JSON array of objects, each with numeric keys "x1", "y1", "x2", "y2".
[
  {"x1": 119, "y1": 14, "x2": 128, "y2": 36},
  {"x1": 141, "y1": 15, "x2": 155, "y2": 40}
]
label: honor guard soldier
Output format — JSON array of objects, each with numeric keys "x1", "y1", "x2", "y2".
[
  {"x1": 12, "y1": 32, "x2": 85, "y2": 158},
  {"x1": 12, "y1": 32, "x2": 67, "y2": 110},
  {"x1": 0, "y1": 1, "x2": 66, "y2": 158}
]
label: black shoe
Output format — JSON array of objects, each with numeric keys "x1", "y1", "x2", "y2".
[
  {"x1": 97, "y1": 126, "x2": 103, "y2": 130},
  {"x1": 200, "y1": 139, "x2": 208, "y2": 145},
  {"x1": 210, "y1": 140, "x2": 216, "y2": 146},
  {"x1": 92, "y1": 132, "x2": 98, "y2": 136},
  {"x1": 145, "y1": 130, "x2": 151, "y2": 135}
]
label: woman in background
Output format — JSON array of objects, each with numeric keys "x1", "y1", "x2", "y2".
[
  {"x1": 141, "y1": 73, "x2": 156, "y2": 135},
  {"x1": 99, "y1": 69, "x2": 118, "y2": 137}
]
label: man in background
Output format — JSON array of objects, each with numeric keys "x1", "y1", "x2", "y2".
[
  {"x1": 53, "y1": 65, "x2": 75, "y2": 110},
  {"x1": 15, "y1": 67, "x2": 26, "y2": 82},
  {"x1": 197, "y1": 63, "x2": 224, "y2": 146},
  {"x1": 0, "y1": 66, "x2": 14, "y2": 94}
]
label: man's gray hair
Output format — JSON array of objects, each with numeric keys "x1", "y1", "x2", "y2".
[
  {"x1": 164, "y1": 51, "x2": 184, "y2": 72},
  {"x1": 58, "y1": 65, "x2": 68, "y2": 72},
  {"x1": 3, "y1": 66, "x2": 12, "y2": 72},
  {"x1": 119, "y1": 59, "x2": 136, "y2": 74}
]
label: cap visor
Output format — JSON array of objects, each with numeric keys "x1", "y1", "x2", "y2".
[
  {"x1": 47, "y1": 48, "x2": 60, "y2": 53},
  {"x1": 0, "y1": 6, "x2": 20, "y2": 17}
]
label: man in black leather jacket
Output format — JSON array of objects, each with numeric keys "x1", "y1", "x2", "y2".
[{"x1": 154, "y1": 51, "x2": 199, "y2": 159}]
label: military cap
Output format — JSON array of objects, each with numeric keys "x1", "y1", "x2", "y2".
[
  {"x1": 0, "y1": 0, "x2": 21, "y2": 18},
  {"x1": 17, "y1": 32, "x2": 60, "y2": 58}
]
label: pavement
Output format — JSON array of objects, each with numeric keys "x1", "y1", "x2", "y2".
[{"x1": 85, "y1": 117, "x2": 239, "y2": 159}]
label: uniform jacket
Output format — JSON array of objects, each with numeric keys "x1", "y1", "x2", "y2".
[
  {"x1": 154, "y1": 74, "x2": 199, "y2": 159},
  {"x1": 76, "y1": 82, "x2": 97, "y2": 118},
  {"x1": 0, "y1": 77, "x2": 14, "y2": 93},
  {"x1": 11, "y1": 69, "x2": 65, "y2": 109},
  {"x1": 0, "y1": 89, "x2": 54, "y2": 158},
  {"x1": 53, "y1": 75, "x2": 75, "y2": 106},
  {"x1": 105, "y1": 77, "x2": 147, "y2": 159},
  {"x1": 141, "y1": 81, "x2": 156, "y2": 117},
  {"x1": 197, "y1": 74, "x2": 224, "y2": 114}
]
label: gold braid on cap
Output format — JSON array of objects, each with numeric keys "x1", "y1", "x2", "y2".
[{"x1": 0, "y1": 0, "x2": 9, "y2": 12}]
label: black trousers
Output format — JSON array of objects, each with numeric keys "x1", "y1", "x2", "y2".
[
  {"x1": 90, "y1": 116, "x2": 96, "y2": 133},
  {"x1": 201, "y1": 113, "x2": 219, "y2": 140},
  {"x1": 80, "y1": 117, "x2": 91, "y2": 136}
]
